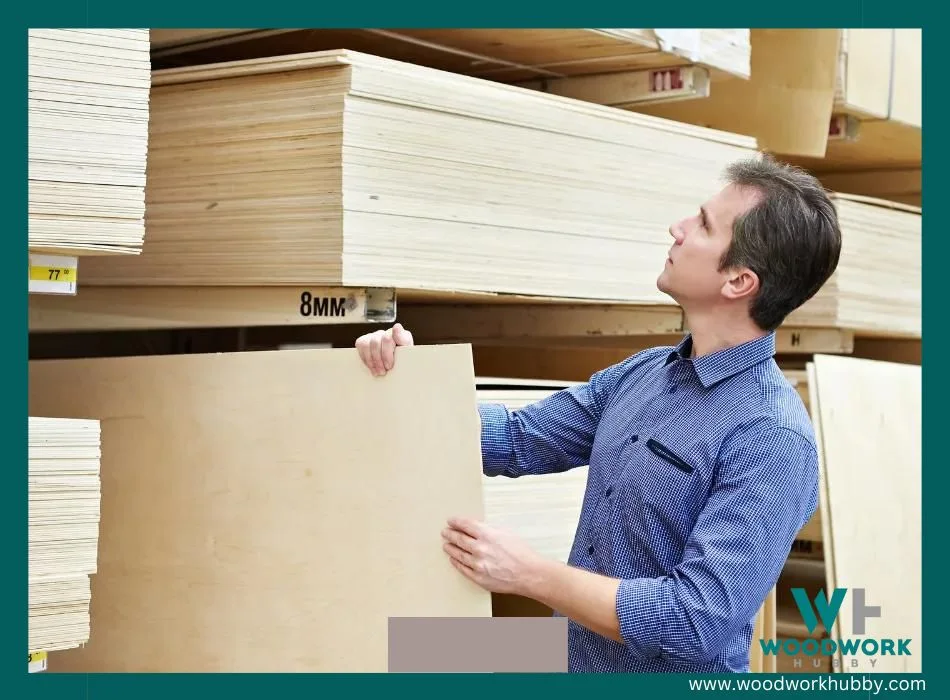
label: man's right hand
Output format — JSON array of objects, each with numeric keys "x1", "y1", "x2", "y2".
[{"x1": 355, "y1": 323, "x2": 415, "y2": 376}]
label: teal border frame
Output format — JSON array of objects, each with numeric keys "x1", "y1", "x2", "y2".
[{"x1": 13, "y1": 4, "x2": 934, "y2": 696}]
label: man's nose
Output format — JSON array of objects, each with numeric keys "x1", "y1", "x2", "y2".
[{"x1": 669, "y1": 222, "x2": 685, "y2": 243}]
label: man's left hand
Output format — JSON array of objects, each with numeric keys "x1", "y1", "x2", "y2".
[{"x1": 441, "y1": 517, "x2": 549, "y2": 597}]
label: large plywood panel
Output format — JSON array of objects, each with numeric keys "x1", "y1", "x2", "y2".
[
  {"x1": 808, "y1": 354, "x2": 921, "y2": 673},
  {"x1": 29, "y1": 344, "x2": 491, "y2": 672},
  {"x1": 77, "y1": 49, "x2": 757, "y2": 305}
]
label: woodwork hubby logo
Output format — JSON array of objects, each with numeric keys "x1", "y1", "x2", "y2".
[{"x1": 759, "y1": 588, "x2": 912, "y2": 671}]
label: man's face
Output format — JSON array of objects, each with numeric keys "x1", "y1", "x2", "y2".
[{"x1": 656, "y1": 182, "x2": 762, "y2": 307}]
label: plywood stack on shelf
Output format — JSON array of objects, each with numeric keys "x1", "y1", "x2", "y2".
[
  {"x1": 28, "y1": 416, "x2": 101, "y2": 660},
  {"x1": 818, "y1": 169, "x2": 921, "y2": 208},
  {"x1": 583, "y1": 29, "x2": 751, "y2": 79},
  {"x1": 787, "y1": 193, "x2": 921, "y2": 338},
  {"x1": 28, "y1": 28, "x2": 150, "y2": 257}
]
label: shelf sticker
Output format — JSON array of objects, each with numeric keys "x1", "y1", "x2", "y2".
[
  {"x1": 28, "y1": 650, "x2": 47, "y2": 673},
  {"x1": 29, "y1": 254, "x2": 78, "y2": 295}
]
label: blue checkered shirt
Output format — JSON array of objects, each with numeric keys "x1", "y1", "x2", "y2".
[{"x1": 478, "y1": 332, "x2": 819, "y2": 673}]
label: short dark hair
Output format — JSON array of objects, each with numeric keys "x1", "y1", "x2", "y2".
[{"x1": 719, "y1": 154, "x2": 842, "y2": 331}]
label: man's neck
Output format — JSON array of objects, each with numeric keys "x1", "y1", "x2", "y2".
[{"x1": 681, "y1": 310, "x2": 769, "y2": 358}]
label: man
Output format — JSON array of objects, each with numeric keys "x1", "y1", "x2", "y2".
[{"x1": 355, "y1": 155, "x2": 842, "y2": 673}]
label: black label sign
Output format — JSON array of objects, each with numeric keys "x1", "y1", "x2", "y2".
[{"x1": 299, "y1": 292, "x2": 349, "y2": 318}]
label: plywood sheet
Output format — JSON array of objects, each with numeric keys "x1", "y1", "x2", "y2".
[
  {"x1": 807, "y1": 354, "x2": 921, "y2": 673},
  {"x1": 30, "y1": 344, "x2": 491, "y2": 672}
]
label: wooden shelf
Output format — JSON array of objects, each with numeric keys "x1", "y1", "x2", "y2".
[
  {"x1": 149, "y1": 28, "x2": 751, "y2": 83},
  {"x1": 28, "y1": 286, "x2": 397, "y2": 332}
]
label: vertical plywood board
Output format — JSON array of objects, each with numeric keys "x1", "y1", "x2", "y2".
[
  {"x1": 29, "y1": 345, "x2": 491, "y2": 672},
  {"x1": 890, "y1": 30, "x2": 922, "y2": 128},
  {"x1": 808, "y1": 354, "x2": 921, "y2": 673}
]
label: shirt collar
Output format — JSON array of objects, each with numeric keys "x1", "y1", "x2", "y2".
[{"x1": 665, "y1": 331, "x2": 776, "y2": 388}]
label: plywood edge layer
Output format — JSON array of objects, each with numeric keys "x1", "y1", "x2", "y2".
[
  {"x1": 150, "y1": 48, "x2": 353, "y2": 85},
  {"x1": 150, "y1": 46, "x2": 758, "y2": 151},
  {"x1": 831, "y1": 191, "x2": 922, "y2": 215}
]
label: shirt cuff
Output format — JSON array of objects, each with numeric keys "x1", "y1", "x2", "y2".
[
  {"x1": 478, "y1": 402, "x2": 514, "y2": 476},
  {"x1": 616, "y1": 576, "x2": 668, "y2": 659}
]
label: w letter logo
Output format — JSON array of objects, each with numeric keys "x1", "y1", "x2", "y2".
[{"x1": 791, "y1": 587, "x2": 881, "y2": 635}]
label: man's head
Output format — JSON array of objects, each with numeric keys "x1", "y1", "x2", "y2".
[{"x1": 656, "y1": 154, "x2": 842, "y2": 332}]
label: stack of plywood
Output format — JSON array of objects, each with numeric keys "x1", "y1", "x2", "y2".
[
  {"x1": 74, "y1": 48, "x2": 759, "y2": 304},
  {"x1": 477, "y1": 378, "x2": 587, "y2": 563},
  {"x1": 789, "y1": 194, "x2": 921, "y2": 337},
  {"x1": 28, "y1": 29, "x2": 151, "y2": 256},
  {"x1": 597, "y1": 29, "x2": 751, "y2": 79},
  {"x1": 818, "y1": 169, "x2": 921, "y2": 208},
  {"x1": 28, "y1": 416, "x2": 101, "y2": 656}
]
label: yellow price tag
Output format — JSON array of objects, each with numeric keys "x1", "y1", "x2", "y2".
[
  {"x1": 28, "y1": 650, "x2": 47, "y2": 672},
  {"x1": 28, "y1": 254, "x2": 78, "y2": 295},
  {"x1": 29, "y1": 265, "x2": 76, "y2": 283}
]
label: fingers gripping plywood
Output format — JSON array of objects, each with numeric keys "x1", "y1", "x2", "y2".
[
  {"x1": 29, "y1": 345, "x2": 491, "y2": 672},
  {"x1": 807, "y1": 354, "x2": 921, "y2": 673}
]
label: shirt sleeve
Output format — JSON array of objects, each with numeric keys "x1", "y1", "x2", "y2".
[
  {"x1": 615, "y1": 424, "x2": 820, "y2": 665},
  {"x1": 478, "y1": 353, "x2": 649, "y2": 478}
]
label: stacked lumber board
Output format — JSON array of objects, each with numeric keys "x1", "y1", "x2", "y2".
[
  {"x1": 30, "y1": 345, "x2": 491, "y2": 672},
  {"x1": 789, "y1": 194, "x2": 921, "y2": 337},
  {"x1": 591, "y1": 29, "x2": 751, "y2": 78},
  {"x1": 28, "y1": 29, "x2": 151, "y2": 256},
  {"x1": 28, "y1": 416, "x2": 101, "y2": 655},
  {"x1": 76, "y1": 49, "x2": 759, "y2": 304},
  {"x1": 818, "y1": 169, "x2": 921, "y2": 208}
]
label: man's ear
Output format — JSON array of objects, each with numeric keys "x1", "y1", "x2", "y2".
[{"x1": 721, "y1": 267, "x2": 759, "y2": 300}]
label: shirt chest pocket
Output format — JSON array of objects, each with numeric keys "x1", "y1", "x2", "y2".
[{"x1": 620, "y1": 435, "x2": 710, "y2": 534}]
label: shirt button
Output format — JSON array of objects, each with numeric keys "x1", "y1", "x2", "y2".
[
  {"x1": 631, "y1": 435, "x2": 638, "y2": 443},
  {"x1": 605, "y1": 487, "x2": 613, "y2": 497},
  {"x1": 588, "y1": 545, "x2": 595, "y2": 556}
]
